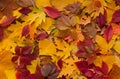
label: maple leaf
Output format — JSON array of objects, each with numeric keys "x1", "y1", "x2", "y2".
[
  {"x1": 82, "y1": 0, "x2": 105, "y2": 18},
  {"x1": 44, "y1": 6, "x2": 61, "y2": 19}
]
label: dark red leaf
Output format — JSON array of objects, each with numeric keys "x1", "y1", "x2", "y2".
[
  {"x1": 102, "y1": 61, "x2": 108, "y2": 74},
  {"x1": 96, "y1": 10, "x2": 107, "y2": 29},
  {"x1": 111, "y1": 9, "x2": 120, "y2": 23},
  {"x1": 20, "y1": 56, "x2": 32, "y2": 65},
  {"x1": 15, "y1": 45, "x2": 21, "y2": 55},
  {"x1": 75, "y1": 61, "x2": 88, "y2": 73},
  {"x1": 0, "y1": 28, "x2": 4, "y2": 40},
  {"x1": 0, "y1": 16, "x2": 16, "y2": 28},
  {"x1": 93, "y1": 66, "x2": 102, "y2": 75},
  {"x1": 22, "y1": 25, "x2": 30, "y2": 37},
  {"x1": 19, "y1": 7, "x2": 32, "y2": 15},
  {"x1": 36, "y1": 33, "x2": 48, "y2": 40},
  {"x1": 84, "y1": 70, "x2": 94, "y2": 78},
  {"x1": 114, "y1": 0, "x2": 120, "y2": 6},
  {"x1": 11, "y1": 55, "x2": 19, "y2": 62},
  {"x1": 35, "y1": 65, "x2": 44, "y2": 79},
  {"x1": 57, "y1": 59, "x2": 63, "y2": 69},
  {"x1": 44, "y1": 6, "x2": 61, "y2": 19},
  {"x1": 21, "y1": 46, "x2": 32, "y2": 55},
  {"x1": 104, "y1": 25, "x2": 113, "y2": 42}
]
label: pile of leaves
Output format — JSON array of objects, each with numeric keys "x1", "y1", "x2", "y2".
[{"x1": 1, "y1": 0, "x2": 120, "y2": 79}]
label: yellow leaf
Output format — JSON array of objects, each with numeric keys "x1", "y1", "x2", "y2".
[
  {"x1": 95, "y1": 35, "x2": 117, "y2": 54},
  {"x1": 22, "y1": 7, "x2": 46, "y2": 25},
  {"x1": 94, "y1": 55, "x2": 120, "y2": 71},
  {"x1": 0, "y1": 50, "x2": 14, "y2": 79},
  {"x1": 5, "y1": 70, "x2": 16, "y2": 79},
  {"x1": 39, "y1": 39, "x2": 56, "y2": 55},
  {"x1": 50, "y1": 0, "x2": 81, "y2": 11},
  {"x1": 113, "y1": 40, "x2": 120, "y2": 54},
  {"x1": 36, "y1": 0, "x2": 51, "y2": 7},
  {"x1": 40, "y1": 18, "x2": 55, "y2": 34}
]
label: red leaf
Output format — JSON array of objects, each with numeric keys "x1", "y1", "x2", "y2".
[
  {"x1": 36, "y1": 33, "x2": 48, "y2": 40},
  {"x1": 0, "y1": 16, "x2": 16, "y2": 28},
  {"x1": 21, "y1": 46, "x2": 32, "y2": 55},
  {"x1": 96, "y1": 10, "x2": 107, "y2": 29},
  {"x1": 11, "y1": 55, "x2": 19, "y2": 62},
  {"x1": 19, "y1": 7, "x2": 32, "y2": 15},
  {"x1": 102, "y1": 61, "x2": 108, "y2": 74},
  {"x1": 84, "y1": 70, "x2": 94, "y2": 78},
  {"x1": 57, "y1": 59, "x2": 63, "y2": 69},
  {"x1": 22, "y1": 25, "x2": 30, "y2": 37},
  {"x1": 111, "y1": 9, "x2": 120, "y2": 23},
  {"x1": 35, "y1": 65, "x2": 44, "y2": 79},
  {"x1": 44, "y1": 6, "x2": 61, "y2": 19},
  {"x1": 75, "y1": 61, "x2": 88, "y2": 73},
  {"x1": 0, "y1": 28, "x2": 4, "y2": 40},
  {"x1": 15, "y1": 46, "x2": 21, "y2": 55},
  {"x1": 104, "y1": 25, "x2": 113, "y2": 42},
  {"x1": 114, "y1": 0, "x2": 120, "y2": 6}
]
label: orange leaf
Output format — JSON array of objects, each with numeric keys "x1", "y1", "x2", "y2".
[{"x1": 112, "y1": 23, "x2": 120, "y2": 35}]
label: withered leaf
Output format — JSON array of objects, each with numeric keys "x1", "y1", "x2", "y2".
[
  {"x1": 55, "y1": 14, "x2": 76, "y2": 30},
  {"x1": 82, "y1": 21, "x2": 98, "y2": 38}
]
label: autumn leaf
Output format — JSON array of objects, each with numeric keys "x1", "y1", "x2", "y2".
[
  {"x1": 19, "y1": 7, "x2": 32, "y2": 15},
  {"x1": 103, "y1": 25, "x2": 113, "y2": 42},
  {"x1": 44, "y1": 6, "x2": 61, "y2": 19},
  {"x1": 108, "y1": 64, "x2": 120, "y2": 79},
  {"x1": 0, "y1": 50, "x2": 14, "y2": 79},
  {"x1": 111, "y1": 9, "x2": 120, "y2": 23}
]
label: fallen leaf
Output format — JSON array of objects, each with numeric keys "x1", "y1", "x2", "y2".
[
  {"x1": 19, "y1": 7, "x2": 32, "y2": 15},
  {"x1": 44, "y1": 6, "x2": 61, "y2": 19},
  {"x1": 111, "y1": 9, "x2": 120, "y2": 23},
  {"x1": 103, "y1": 25, "x2": 113, "y2": 42},
  {"x1": 108, "y1": 64, "x2": 120, "y2": 79},
  {"x1": 0, "y1": 16, "x2": 16, "y2": 28},
  {"x1": 22, "y1": 25, "x2": 30, "y2": 37}
]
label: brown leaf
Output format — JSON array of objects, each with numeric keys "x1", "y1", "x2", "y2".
[
  {"x1": 16, "y1": 0, "x2": 36, "y2": 7},
  {"x1": 0, "y1": 0, "x2": 18, "y2": 18},
  {"x1": 82, "y1": 21, "x2": 98, "y2": 38},
  {"x1": 55, "y1": 14, "x2": 76, "y2": 30},
  {"x1": 108, "y1": 64, "x2": 120, "y2": 79}
]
